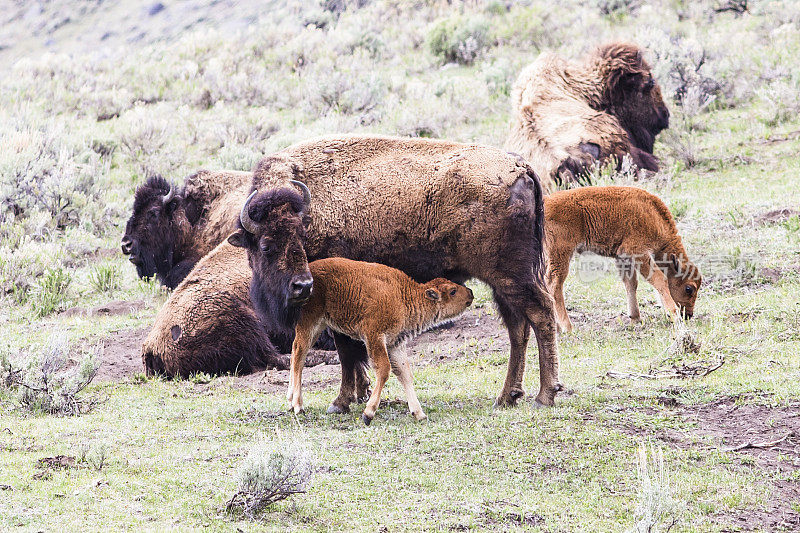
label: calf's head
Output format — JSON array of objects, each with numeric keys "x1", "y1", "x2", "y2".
[
  {"x1": 666, "y1": 255, "x2": 702, "y2": 319},
  {"x1": 228, "y1": 181, "x2": 312, "y2": 330},
  {"x1": 122, "y1": 175, "x2": 183, "y2": 284},
  {"x1": 423, "y1": 279, "x2": 474, "y2": 322}
]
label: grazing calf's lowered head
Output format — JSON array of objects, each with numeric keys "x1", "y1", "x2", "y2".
[
  {"x1": 543, "y1": 186, "x2": 701, "y2": 332},
  {"x1": 286, "y1": 258, "x2": 473, "y2": 425}
]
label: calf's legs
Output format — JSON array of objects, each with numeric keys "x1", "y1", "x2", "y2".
[
  {"x1": 637, "y1": 254, "x2": 679, "y2": 320},
  {"x1": 389, "y1": 345, "x2": 426, "y2": 421},
  {"x1": 328, "y1": 333, "x2": 371, "y2": 414},
  {"x1": 288, "y1": 324, "x2": 322, "y2": 414},
  {"x1": 361, "y1": 336, "x2": 391, "y2": 426},
  {"x1": 616, "y1": 257, "x2": 641, "y2": 321}
]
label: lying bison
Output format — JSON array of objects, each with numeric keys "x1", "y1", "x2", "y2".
[
  {"x1": 505, "y1": 42, "x2": 670, "y2": 191},
  {"x1": 121, "y1": 170, "x2": 251, "y2": 289},
  {"x1": 141, "y1": 240, "x2": 340, "y2": 378},
  {"x1": 227, "y1": 135, "x2": 563, "y2": 411}
]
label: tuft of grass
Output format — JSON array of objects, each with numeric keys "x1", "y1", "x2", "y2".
[
  {"x1": 227, "y1": 435, "x2": 314, "y2": 519},
  {"x1": 30, "y1": 267, "x2": 72, "y2": 317},
  {"x1": 89, "y1": 261, "x2": 120, "y2": 294},
  {"x1": 632, "y1": 443, "x2": 678, "y2": 532}
]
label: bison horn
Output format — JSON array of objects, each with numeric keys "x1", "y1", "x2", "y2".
[
  {"x1": 239, "y1": 190, "x2": 260, "y2": 234},
  {"x1": 162, "y1": 185, "x2": 175, "y2": 205},
  {"x1": 289, "y1": 180, "x2": 311, "y2": 206}
]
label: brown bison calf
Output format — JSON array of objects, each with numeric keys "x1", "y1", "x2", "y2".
[
  {"x1": 544, "y1": 186, "x2": 701, "y2": 332},
  {"x1": 286, "y1": 257, "x2": 473, "y2": 425}
]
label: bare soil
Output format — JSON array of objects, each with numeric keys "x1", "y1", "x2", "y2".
[
  {"x1": 62, "y1": 299, "x2": 147, "y2": 319},
  {"x1": 599, "y1": 397, "x2": 800, "y2": 531},
  {"x1": 95, "y1": 306, "x2": 508, "y2": 391}
]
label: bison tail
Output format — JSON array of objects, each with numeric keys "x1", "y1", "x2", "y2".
[{"x1": 529, "y1": 167, "x2": 546, "y2": 286}]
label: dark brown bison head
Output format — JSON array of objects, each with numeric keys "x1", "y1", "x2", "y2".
[
  {"x1": 228, "y1": 181, "x2": 312, "y2": 333},
  {"x1": 122, "y1": 175, "x2": 186, "y2": 287},
  {"x1": 594, "y1": 42, "x2": 670, "y2": 157}
]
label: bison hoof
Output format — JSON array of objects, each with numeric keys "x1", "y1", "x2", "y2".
[
  {"x1": 494, "y1": 388, "x2": 525, "y2": 408},
  {"x1": 413, "y1": 412, "x2": 428, "y2": 422},
  {"x1": 327, "y1": 403, "x2": 350, "y2": 415},
  {"x1": 361, "y1": 413, "x2": 373, "y2": 426}
]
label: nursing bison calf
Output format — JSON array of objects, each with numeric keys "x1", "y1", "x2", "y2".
[
  {"x1": 544, "y1": 186, "x2": 702, "y2": 332},
  {"x1": 228, "y1": 135, "x2": 563, "y2": 410},
  {"x1": 286, "y1": 258, "x2": 473, "y2": 425},
  {"x1": 506, "y1": 42, "x2": 670, "y2": 191}
]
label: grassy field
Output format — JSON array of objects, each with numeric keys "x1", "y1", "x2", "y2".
[{"x1": 2, "y1": 1, "x2": 800, "y2": 531}]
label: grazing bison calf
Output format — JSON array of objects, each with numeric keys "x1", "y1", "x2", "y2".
[
  {"x1": 544, "y1": 186, "x2": 701, "y2": 332},
  {"x1": 286, "y1": 258, "x2": 473, "y2": 425},
  {"x1": 506, "y1": 42, "x2": 670, "y2": 191}
]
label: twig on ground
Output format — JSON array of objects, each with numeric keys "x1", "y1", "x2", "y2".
[{"x1": 721, "y1": 432, "x2": 793, "y2": 452}]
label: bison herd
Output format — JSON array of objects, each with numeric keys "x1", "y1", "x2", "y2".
[{"x1": 122, "y1": 42, "x2": 702, "y2": 423}]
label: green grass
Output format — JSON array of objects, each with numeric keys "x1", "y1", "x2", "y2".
[{"x1": 2, "y1": 0, "x2": 800, "y2": 531}]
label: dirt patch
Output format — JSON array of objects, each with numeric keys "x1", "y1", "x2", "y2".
[
  {"x1": 95, "y1": 307, "x2": 507, "y2": 388},
  {"x1": 756, "y1": 208, "x2": 799, "y2": 225},
  {"x1": 601, "y1": 398, "x2": 800, "y2": 531},
  {"x1": 684, "y1": 400, "x2": 800, "y2": 532},
  {"x1": 62, "y1": 299, "x2": 147, "y2": 319},
  {"x1": 96, "y1": 327, "x2": 149, "y2": 382}
]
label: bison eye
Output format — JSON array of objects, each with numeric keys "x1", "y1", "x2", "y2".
[
  {"x1": 449, "y1": 288, "x2": 457, "y2": 296},
  {"x1": 684, "y1": 285, "x2": 695, "y2": 297},
  {"x1": 643, "y1": 79, "x2": 655, "y2": 91}
]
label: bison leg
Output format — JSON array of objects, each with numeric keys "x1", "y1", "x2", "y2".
[
  {"x1": 361, "y1": 336, "x2": 391, "y2": 426},
  {"x1": 616, "y1": 257, "x2": 640, "y2": 321},
  {"x1": 546, "y1": 248, "x2": 574, "y2": 333},
  {"x1": 389, "y1": 344, "x2": 426, "y2": 421},
  {"x1": 289, "y1": 325, "x2": 320, "y2": 414},
  {"x1": 493, "y1": 280, "x2": 562, "y2": 408},
  {"x1": 328, "y1": 333, "x2": 370, "y2": 414},
  {"x1": 492, "y1": 295, "x2": 529, "y2": 408},
  {"x1": 637, "y1": 254, "x2": 679, "y2": 320}
]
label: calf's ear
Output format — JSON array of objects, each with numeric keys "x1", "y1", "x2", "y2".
[
  {"x1": 425, "y1": 288, "x2": 441, "y2": 301},
  {"x1": 227, "y1": 230, "x2": 246, "y2": 248}
]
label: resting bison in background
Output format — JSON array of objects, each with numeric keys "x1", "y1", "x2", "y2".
[
  {"x1": 121, "y1": 170, "x2": 251, "y2": 289},
  {"x1": 505, "y1": 42, "x2": 670, "y2": 192},
  {"x1": 141, "y1": 240, "x2": 338, "y2": 378},
  {"x1": 227, "y1": 135, "x2": 563, "y2": 411}
]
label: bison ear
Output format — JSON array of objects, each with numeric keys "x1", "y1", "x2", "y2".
[
  {"x1": 670, "y1": 254, "x2": 681, "y2": 273},
  {"x1": 227, "y1": 230, "x2": 246, "y2": 248},
  {"x1": 425, "y1": 288, "x2": 441, "y2": 302}
]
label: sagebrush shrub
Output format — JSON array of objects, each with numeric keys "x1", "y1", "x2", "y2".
[
  {"x1": 30, "y1": 267, "x2": 72, "y2": 317},
  {"x1": 227, "y1": 436, "x2": 313, "y2": 518},
  {"x1": 426, "y1": 14, "x2": 490, "y2": 65},
  {"x1": 1, "y1": 337, "x2": 100, "y2": 416}
]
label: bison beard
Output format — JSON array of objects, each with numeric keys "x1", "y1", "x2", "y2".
[{"x1": 229, "y1": 135, "x2": 562, "y2": 411}]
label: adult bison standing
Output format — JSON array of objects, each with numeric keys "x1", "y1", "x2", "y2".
[
  {"x1": 227, "y1": 135, "x2": 563, "y2": 410},
  {"x1": 506, "y1": 42, "x2": 670, "y2": 191}
]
